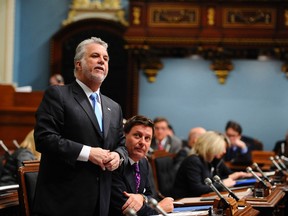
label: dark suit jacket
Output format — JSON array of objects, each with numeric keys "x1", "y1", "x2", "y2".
[
  {"x1": 173, "y1": 155, "x2": 229, "y2": 199},
  {"x1": 33, "y1": 81, "x2": 127, "y2": 216},
  {"x1": 224, "y1": 146, "x2": 252, "y2": 165},
  {"x1": 151, "y1": 135, "x2": 182, "y2": 154},
  {"x1": 109, "y1": 158, "x2": 158, "y2": 216},
  {"x1": 273, "y1": 140, "x2": 288, "y2": 156}
]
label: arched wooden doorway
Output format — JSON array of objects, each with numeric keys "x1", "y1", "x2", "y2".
[{"x1": 50, "y1": 18, "x2": 130, "y2": 118}]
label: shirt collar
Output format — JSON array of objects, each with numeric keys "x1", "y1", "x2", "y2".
[
  {"x1": 76, "y1": 79, "x2": 101, "y2": 102},
  {"x1": 128, "y1": 157, "x2": 138, "y2": 166}
]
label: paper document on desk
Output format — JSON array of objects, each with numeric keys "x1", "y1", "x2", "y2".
[
  {"x1": 177, "y1": 197, "x2": 214, "y2": 204},
  {"x1": 153, "y1": 210, "x2": 208, "y2": 216},
  {"x1": 0, "y1": 184, "x2": 19, "y2": 191},
  {"x1": 263, "y1": 171, "x2": 275, "y2": 176}
]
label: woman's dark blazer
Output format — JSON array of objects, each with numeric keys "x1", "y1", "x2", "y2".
[{"x1": 173, "y1": 155, "x2": 227, "y2": 199}]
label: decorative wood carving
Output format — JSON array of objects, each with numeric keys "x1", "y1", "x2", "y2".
[
  {"x1": 125, "y1": 0, "x2": 288, "y2": 86},
  {"x1": 223, "y1": 8, "x2": 276, "y2": 28},
  {"x1": 63, "y1": 0, "x2": 128, "y2": 26},
  {"x1": 148, "y1": 5, "x2": 200, "y2": 27}
]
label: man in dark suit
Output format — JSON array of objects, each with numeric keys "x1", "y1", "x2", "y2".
[
  {"x1": 224, "y1": 120, "x2": 252, "y2": 165},
  {"x1": 109, "y1": 115, "x2": 174, "y2": 216},
  {"x1": 33, "y1": 37, "x2": 127, "y2": 216},
  {"x1": 273, "y1": 131, "x2": 288, "y2": 157},
  {"x1": 150, "y1": 117, "x2": 182, "y2": 154}
]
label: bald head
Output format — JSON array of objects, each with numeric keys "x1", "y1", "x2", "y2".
[{"x1": 188, "y1": 127, "x2": 206, "y2": 148}]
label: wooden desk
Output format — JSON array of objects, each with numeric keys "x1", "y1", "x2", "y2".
[
  {"x1": 225, "y1": 151, "x2": 275, "y2": 172},
  {"x1": 225, "y1": 162, "x2": 250, "y2": 172},
  {"x1": 0, "y1": 84, "x2": 43, "y2": 154},
  {"x1": 199, "y1": 186, "x2": 286, "y2": 216},
  {"x1": 0, "y1": 188, "x2": 19, "y2": 216},
  {"x1": 175, "y1": 196, "x2": 259, "y2": 216}
]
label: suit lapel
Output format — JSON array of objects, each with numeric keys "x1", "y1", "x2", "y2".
[
  {"x1": 138, "y1": 160, "x2": 146, "y2": 193},
  {"x1": 124, "y1": 164, "x2": 137, "y2": 193},
  {"x1": 72, "y1": 82, "x2": 103, "y2": 137}
]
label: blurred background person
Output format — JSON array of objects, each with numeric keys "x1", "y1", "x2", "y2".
[
  {"x1": 173, "y1": 131, "x2": 251, "y2": 199},
  {"x1": 273, "y1": 130, "x2": 288, "y2": 157},
  {"x1": 224, "y1": 120, "x2": 252, "y2": 165},
  {"x1": 173, "y1": 127, "x2": 206, "y2": 172},
  {"x1": 49, "y1": 73, "x2": 65, "y2": 86},
  {"x1": 0, "y1": 130, "x2": 40, "y2": 186},
  {"x1": 150, "y1": 117, "x2": 182, "y2": 154}
]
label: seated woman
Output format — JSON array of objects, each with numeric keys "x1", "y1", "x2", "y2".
[
  {"x1": 173, "y1": 131, "x2": 251, "y2": 199},
  {"x1": 0, "y1": 130, "x2": 41, "y2": 186}
]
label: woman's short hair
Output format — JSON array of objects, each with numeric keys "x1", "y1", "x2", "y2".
[{"x1": 191, "y1": 131, "x2": 226, "y2": 162}]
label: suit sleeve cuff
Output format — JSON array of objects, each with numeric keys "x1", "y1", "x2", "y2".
[
  {"x1": 77, "y1": 145, "x2": 91, "y2": 161},
  {"x1": 241, "y1": 146, "x2": 248, "y2": 154}
]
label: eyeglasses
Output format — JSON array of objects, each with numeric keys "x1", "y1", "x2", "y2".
[{"x1": 226, "y1": 133, "x2": 239, "y2": 138}]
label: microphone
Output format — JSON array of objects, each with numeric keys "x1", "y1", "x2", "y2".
[
  {"x1": 204, "y1": 178, "x2": 230, "y2": 209},
  {"x1": 275, "y1": 155, "x2": 287, "y2": 171},
  {"x1": 12, "y1": 139, "x2": 20, "y2": 149},
  {"x1": 0, "y1": 140, "x2": 11, "y2": 156},
  {"x1": 281, "y1": 155, "x2": 288, "y2": 162},
  {"x1": 147, "y1": 197, "x2": 168, "y2": 216},
  {"x1": 213, "y1": 175, "x2": 239, "y2": 201},
  {"x1": 270, "y1": 156, "x2": 283, "y2": 171},
  {"x1": 281, "y1": 142, "x2": 285, "y2": 155},
  {"x1": 125, "y1": 208, "x2": 137, "y2": 216},
  {"x1": 246, "y1": 167, "x2": 268, "y2": 188},
  {"x1": 252, "y1": 162, "x2": 271, "y2": 183}
]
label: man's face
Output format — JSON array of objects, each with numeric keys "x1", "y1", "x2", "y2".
[
  {"x1": 77, "y1": 43, "x2": 109, "y2": 84},
  {"x1": 125, "y1": 125, "x2": 153, "y2": 161},
  {"x1": 154, "y1": 121, "x2": 168, "y2": 141},
  {"x1": 226, "y1": 128, "x2": 241, "y2": 145}
]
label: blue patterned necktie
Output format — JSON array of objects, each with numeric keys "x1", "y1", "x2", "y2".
[
  {"x1": 133, "y1": 163, "x2": 141, "y2": 193},
  {"x1": 90, "y1": 93, "x2": 103, "y2": 131}
]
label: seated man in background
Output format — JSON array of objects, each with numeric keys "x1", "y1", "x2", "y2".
[
  {"x1": 109, "y1": 115, "x2": 174, "y2": 216},
  {"x1": 273, "y1": 130, "x2": 288, "y2": 157},
  {"x1": 173, "y1": 131, "x2": 252, "y2": 199},
  {"x1": 49, "y1": 73, "x2": 65, "y2": 86},
  {"x1": 173, "y1": 127, "x2": 206, "y2": 172},
  {"x1": 224, "y1": 120, "x2": 252, "y2": 165},
  {"x1": 150, "y1": 117, "x2": 182, "y2": 154}
]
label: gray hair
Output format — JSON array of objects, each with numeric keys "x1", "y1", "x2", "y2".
[{"x1": 73, "y1": 37, "x2": 108, "y2": 75}]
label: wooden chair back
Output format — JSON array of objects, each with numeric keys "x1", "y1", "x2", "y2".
[
  {"x1": 251, "y1": 150, "x2": 275, "y2": 171},
  {"x1": 148, "y1": 150, "x2": 175, "y2": 196},
  {"x1": 18, "y1": 160, "x2": 40, "y2": 216}
]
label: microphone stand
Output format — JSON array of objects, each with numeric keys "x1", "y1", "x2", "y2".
[
  {"x1": 246, "y1": 167, "x2": 271, "y2": 197},
  {"x1": 0, "y1": 140, "x2": 11, "y2": 156},
  {"x1": 205, "y1": 178, "x2": 237, "y2": 216},
  {"x1": 275, "y1": 155, "x2": 288, "y2": 171},
  {"x1": 213, "y1": 175, "x2": 239, "y2": 201},
  {"x1": 270, "y1": 156, "x2": 287, "y2": 184},
  {"x1": 12, "y1": 140, "x2": 20, "y2": 149},
  {"x1": 125, "y1": 208, "x2": 137, "y2": 216},
  {"x1": 252, "y1": 162, "x2": 273, "y2": 185},
  {"x1": 148, "y1": 197, "x2": 168, "y2": 216}
]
